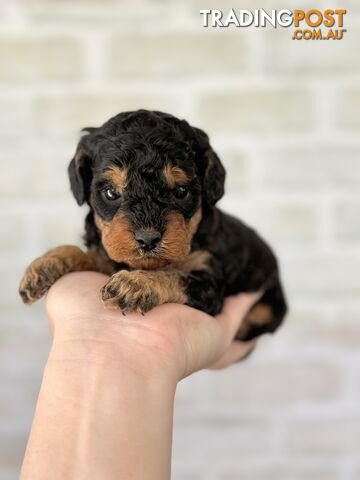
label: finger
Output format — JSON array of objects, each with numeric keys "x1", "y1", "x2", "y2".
[
  {"x1": 208, "y1": 340, "x2": 256, "y2": 370},
  {"x1": 215, "y1": 291, "x2": 263, "y2": 342}
]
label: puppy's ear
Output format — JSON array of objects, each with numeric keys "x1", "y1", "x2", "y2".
[
  {"x1": 68, "y1": 144, "x2": 93, "y2": 206},
  {"x1": 203, "y1": 149, "x2": 225, "y2": 206},
  {"x1": 192, "y1": 126, "x2": 226, "y2": 206}
]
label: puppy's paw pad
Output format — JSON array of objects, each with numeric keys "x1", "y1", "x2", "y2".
[
  {"x1": 101, "y1": 282, "x2": 119, "y2": 301},
  {"x1": 102, "y1": 272, "x2": 160, "y2": 314},
  {"x1": 19, "y1": 257, "x2": 65, "y2": 304},
  {"x1": 19, "y1": 288, "x2": 33, "y2": 305}
]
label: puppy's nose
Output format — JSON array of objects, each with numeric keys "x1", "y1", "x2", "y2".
[{"x1": 135, "y1": 229, "x2": 161, "y2": 251}]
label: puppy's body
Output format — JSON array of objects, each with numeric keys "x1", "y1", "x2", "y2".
[
  {"x1": 20, "y1": 110, "x2": 287, "y2": 341},
  {"x1": 192, "y1": 208, "x2": 286, "y2": 338}
]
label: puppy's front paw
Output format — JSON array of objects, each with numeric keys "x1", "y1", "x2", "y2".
[
  {"x1": 19, "y1": 256, "x2": 66, "y2": 304},
  {"x1": 101, "y1": 271, "x2": 160, "y2": 314}
]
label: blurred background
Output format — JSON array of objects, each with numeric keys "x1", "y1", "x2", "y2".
[{"x1": 0, "y1": 0, "x2": 359, "y2": 479}]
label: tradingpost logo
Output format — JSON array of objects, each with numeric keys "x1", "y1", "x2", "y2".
[{"x1": 200, "y1": 9, "x2": 347, "y2": 40}]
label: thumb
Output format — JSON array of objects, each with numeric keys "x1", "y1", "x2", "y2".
[{"x1": 216, "y1": 291, "x2": 262, "y2": 342}]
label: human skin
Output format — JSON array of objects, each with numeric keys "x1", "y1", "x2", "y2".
[{"x1": 20, "y1": 272, "x2": 260, "y2": 480}]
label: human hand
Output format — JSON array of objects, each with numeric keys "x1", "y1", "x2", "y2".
[
  {"x1": 45, "y1": 272, "x2": 261, "y2": 383},
  {"x1": 22, "y1": 271, "x2": 261, "y2": 480}
]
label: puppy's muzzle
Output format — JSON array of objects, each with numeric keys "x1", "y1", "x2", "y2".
[{"x1": 135, "y1": 229, "x2": 162, "y2": 252}]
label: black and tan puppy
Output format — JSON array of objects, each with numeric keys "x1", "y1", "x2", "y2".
[{"x1": 19, "y1": 110, "x2": 287, "y2": 341}]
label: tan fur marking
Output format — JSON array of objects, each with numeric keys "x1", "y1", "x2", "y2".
[
  {"x1": 103, "y1": 166, "x2": 128, "y2": 193},
  {"x1": 125, "y1": 256, "x2": 173, "y2": 270},
  {"x1": 19, "y1": 245, "x2": 115, "y2": 304},
  {"x1": 96, "y1": 212, "x2": 169, "y2": 269},
  {"x1": 164, "y1": 164, "x2": 189, "y2": 189},
  {"x1": 181, "y1": 250, "x2": 210, "y2": 274},
  {"x1": 236, "y1": 303, "x2": 274, "y2": 340},
  {"x1": 95, "y1": 207, "x2": 202, "y2": 270},
  {"x1": 245, "y1": 304, "x2": 273, "y2": 326},
  {"x1": 161, "y1": 212, "x2": 191, "y2": 261},
  {"x1": 160, "y1": 207, "x2": 202, "y2": 266},
  {"x1": 94, "y1": 213, "x2": 104, "y2": 230},
  {"x1": 74, "y1": 147, "x2": 88, "y2": 165},
  {"x1": 102, "y1": 269, "x2": 186, "y2": 313},
  {"x1": 187, "y1": 207, "x2": 202, "y2": 239},
  {"x1": 95, "y1": 212, "x2": 137, "y2": 264}
]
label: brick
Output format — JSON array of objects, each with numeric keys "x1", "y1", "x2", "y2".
[
  {"x1": 220, "y1": 199, "x2": 319, "y2": 245},
  {"x1": 220, "y1": 149, "x2": 249, "y2": 192},
  {"x1": 25, "y1": 2, "x2": 175, "y2": 31},
  {"x1": 0, "y1": 431, "x2": 27, "y2": 469},
  {"x1": 285, "y1": 324, "x2": 360, "y2": 350},
  {"x1": 0, "y1": 333, "x2": 49, "y2": 381},
  {"x1": 334, "y1": 201, "x2": 360, "y2": 242},
  {"x1": 263, "y1": 18, "x2": 357, "y2": 76},
  {"x1": 0, "y1": 148, "x2": 72, "y2": 198},
  {"x1": 0, "y1": 266, "x2": 31, "y2": 309},
  {"x1": 195, "y1": 88, "x2": 312, "y2": 134},
  {"x1": 260, "y1": 204, "x2": 318, "y2": 245},
  {"x1": 34, "y1": 93, "x2": 181, "y2": 140},
  {"x1": 39, "y1": 207, "x2": 86, "y2": 250},
  {"x1": 341, "y1": 1, "x2": 360, "y2": 13},
  {"x1": 0, "y1": 35, "x2": 83, "y2": 83},
  {"x1": 333, "y1": 304, "x2": 360, "y2": 329},
  {"x1": 107, "y1": 30, "x2": 248, "y2": 80},
  {"x1": 173, "y1": 419, "x2": 274, "y2": 460},
  {"x1": 198, "y1": 361, "x2": 340, "y2": 406},
  {"x1": 218, "y1": 466, "x2": 339, "y2": 480},
  {"x1": 354, "y1": 370, "x2": 360, "y2": 400},
  {"x1": 0, "y1": 305, "x2": 48, "y2": 338},
  {"x1": 190, "y1": 0, "x2": 321, "y2": 9},
  {"x1": 0, "y1": 469, "x2": 18, "y2": 480},
  {"x1": 282, "y1": 304, "x2": 331, "y2": 329},
  {"x1": 336, "y1": 87, "x2": 360, "y2": 131},
  {"x1": 172, "y1": 472, "x2": 202, "y2": 480},
  {"x1": 0, "y1": 214, "x2": 27, "y2": 254},
  {"x1": 0, "y1": 378, "x2": 40, "y2": 431},
  {"x1": 285, "y1": 417, "x2": 360, "y2": 455},
  {"x1": 283, "y1": 254, "x2": 360, "y2": 296},
  {"x1": 263, "y1": 145, "x2": 360, "y2": 190},
  {"x1": 0, "y1": 97, "x2": 32, "y2": 146},
  {"x1": 173, "y1": 373, "x2": 202, "y2": 408}
]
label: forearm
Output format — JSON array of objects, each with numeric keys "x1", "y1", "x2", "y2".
[{"x1": 20, "y1": 341, "x2": 176, "y2": 480}]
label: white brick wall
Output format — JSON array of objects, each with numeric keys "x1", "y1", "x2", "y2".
[{"x1": 0, "y1": 1, "x2": 359, "y2": 479}]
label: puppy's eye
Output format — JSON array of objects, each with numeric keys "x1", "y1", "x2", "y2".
[
  {"x1": 172, "y1": 186, "x2": 189, "y2": 200},
  {"x1": 102, "y1": 186, "x2": 120, "y2": 201}
]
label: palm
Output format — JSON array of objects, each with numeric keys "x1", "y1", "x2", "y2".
[{"x1": 46, "y1": 272, "x2": 258, "y2": 380}]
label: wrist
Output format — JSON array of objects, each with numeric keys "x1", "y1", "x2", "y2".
[
  {"x1": 22, "y1": 333, "x2": 177, "y2": 480},
  {"x1": 49, "y1": 334, "x2": 179, "y2": 395}
]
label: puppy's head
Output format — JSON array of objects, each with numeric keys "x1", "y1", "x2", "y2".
[{"x1": 68, "y1": 110, "x2": 225, "y2": 269}]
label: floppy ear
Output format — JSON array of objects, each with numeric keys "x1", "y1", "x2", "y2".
[
  {"x1": 203, "y1": 149, "x2": 226, "y2": 206},
  {"x1": 192, "y1": 126, "x2": 226, "y2": 206},
  {"x1": 68, "y1": 145, "x2": 93, "y2": 206}
]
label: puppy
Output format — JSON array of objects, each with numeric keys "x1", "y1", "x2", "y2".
[{"x1": 19, "y1": 110, "x2": 287, "y2": 341}]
